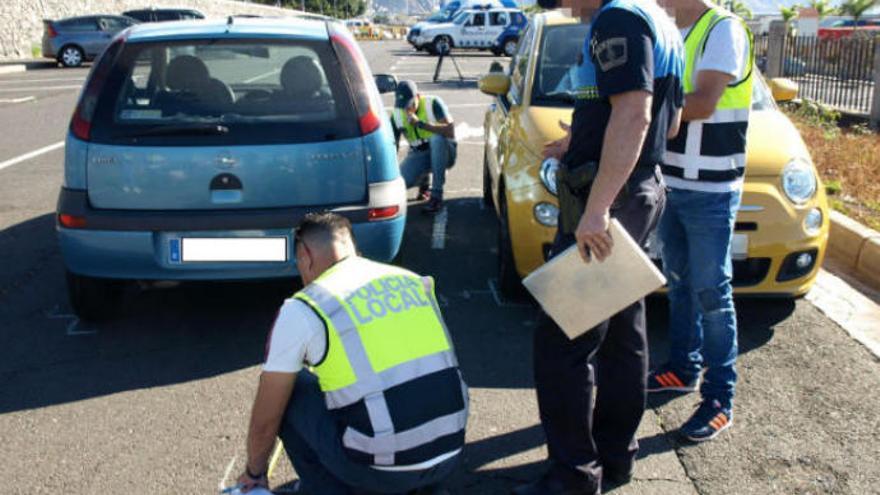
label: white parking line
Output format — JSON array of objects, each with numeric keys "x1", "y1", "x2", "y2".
[
  {"x1": 0, "y1": 77, "x2": 85, "y2": 84},
  {"x1": 0, "y1": 85, "x2": 82, "y2": 92},
  {"x1": 219, "y1": 454, "x2": 237, "y2": 492},
  {"x1": 0, "y1": 96, "x2": 35, "y2": 104},
  {"x1": 431, "y1": 207, "x2": 448, "y2": 250},
  {"x1": 0, "y1": 141, "x2": 65, "y2": 173},
  {"x1": 244, "y1": 69, "x2": 280, "y2": 84}
]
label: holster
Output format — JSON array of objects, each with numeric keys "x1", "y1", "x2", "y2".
[{"x1": 556, "y1": 160, "x2": 598, "y2": 235}]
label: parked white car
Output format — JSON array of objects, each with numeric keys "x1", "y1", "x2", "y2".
[{"x1": 412, "y1": 7, "x2": 525, "y2": 55}]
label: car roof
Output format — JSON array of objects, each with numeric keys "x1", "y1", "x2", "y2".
[
  {"x1": 124, "y1": 16, "x2": 330, "y2": 42},
  {"x1": 535, "y1": 11, "x2": 581, "y2": 27}
]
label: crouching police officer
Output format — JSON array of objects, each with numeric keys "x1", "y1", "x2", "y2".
[
  {"x1": 515, "y1": 0, "x2": 684, "y2": 493},
  {"x1": 237, "y1": 212, "x2": 468, "y2": 494},
  {"x1": 391, "y1": 80, "x2": 457, "y2": 214}
]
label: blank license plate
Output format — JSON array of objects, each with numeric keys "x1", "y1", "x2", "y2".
[
  {"x1": 180, "y1": 237, "x2": 287, "y2": 262},
  {"x1": 731, "y1": 234, "x2": 748, "y2": 260}
]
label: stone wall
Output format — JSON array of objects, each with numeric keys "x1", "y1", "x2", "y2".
[{"x1": 0, "y1": 0, "x2": 305, "y2": 59}]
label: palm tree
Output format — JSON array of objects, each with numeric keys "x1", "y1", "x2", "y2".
[
  {"x1": 839, "y1": 0, "x2": 879, "y2": 29},
  {"x1": 808, "y1": 0, "x2": 838, "y2": 19},
  {"x1": 780, "y1": 4, "x2": 800, "y2": 34},
  {"x1": 727, "y1": 0, "x2": 754, "y2": 19}
]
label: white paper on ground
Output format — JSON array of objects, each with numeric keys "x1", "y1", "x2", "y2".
[{"x1": 522, "y1": 219, "x2": 667, "y2": 340}]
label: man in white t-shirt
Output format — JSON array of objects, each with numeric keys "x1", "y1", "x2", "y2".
[
  {"x1": 235, "y1": 213, "x2": 466, "y2": 494},
  {"x1": 649, "y1": 0, "x2": 753, "y2": 443}
]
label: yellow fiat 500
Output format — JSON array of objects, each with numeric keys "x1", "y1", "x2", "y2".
[{"x1": 480, "y1": 12, "x2": 829, "y2": 298}]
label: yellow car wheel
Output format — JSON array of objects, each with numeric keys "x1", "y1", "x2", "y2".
[{"x1": 497, "y1": 184, "x2": 525, "y2": 298}]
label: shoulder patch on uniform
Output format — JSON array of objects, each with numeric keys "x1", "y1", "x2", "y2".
[{"x1": 594, "y1": 37, "x2": 628, "y2": 72}]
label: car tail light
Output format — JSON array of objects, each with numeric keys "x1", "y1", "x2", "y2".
[
  {"x1": 368, "y1": 205, "x2": 400, "y2": 221},
  {"x1": 329, "y1": 25, "x2": 383, "y2": 135},
  {"x1": 58, "y1": 214, "x2": 87, "y2": 229},
  {"x1": 69, "y1": 38, "x2": 123, "y2": 141},
  {"x1": 45, "y1": 21, "x2": 58, "y2": 38}
]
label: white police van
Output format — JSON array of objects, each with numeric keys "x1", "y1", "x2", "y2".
[{"x1": 412, "y1": 7, "x2": 526, "y2": 56}]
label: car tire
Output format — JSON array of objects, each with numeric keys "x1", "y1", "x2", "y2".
[
  {"x1": 483, "y1": 152, "x2": 494, "y2": 208},
  {"x1": 433, "y1": 36, "x2": 452, "y2": 56},
  {"x1": 66, "y1": 271, "x2": 125, "y2": 322},
  {"x1": 58, "y1": 45, "x2": 84, "y2": 68},
  {"x1": 497, "y1": 184, "x2": 526, "y2": 299},
  {"x1": 503, "y1": 38, "x2": 518, "y2": 57}
]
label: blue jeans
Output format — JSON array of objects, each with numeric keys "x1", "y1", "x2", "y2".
[
  {"x1": 400, "y1": 134, "x2": 457, "y2": 199},
  {"x1": 278, "y1": 372, "x2": 459, "y2": 495},
  {"x1": 658, "y1": 188, "x2": 741, "y2": 407}
]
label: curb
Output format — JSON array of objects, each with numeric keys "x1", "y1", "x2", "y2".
[{"x1": 827, "y1": 211, "x2": 880, "y2": 290}]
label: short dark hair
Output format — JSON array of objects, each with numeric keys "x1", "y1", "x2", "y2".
[{"x1": 294, "y1": 212, "x2": 355, "y2": 248}]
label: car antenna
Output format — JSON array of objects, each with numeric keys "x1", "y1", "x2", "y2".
[{"x1": 227, "y1": 15, "x2": 234, "y2": 30}]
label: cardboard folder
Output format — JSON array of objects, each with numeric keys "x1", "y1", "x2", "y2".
[{"x1": 522, "y1": 219, "x2": 667, "y2": 339}]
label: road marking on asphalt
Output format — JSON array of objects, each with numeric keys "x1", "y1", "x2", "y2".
[
  {"x1": 808, "y1": 269, "x2": 880, "y2": 358},
  {"x1": 47, "y1": 305, "x2": 96, "y2": 336},
  {"x1": 244, "y1": 69, "x2": 280, "y2": 84},
  {"x1": 0, "y1": 77, "x2": 84, "y2": 84},
  {"x1": 0, "y1": 84, "x2": 82, "y2": 92},
  {"x1": 219, "y1": 454, "x2": 237, "y2": 492},
  {"x1": 0, "y1": 96, "x2": 35, "y2": 104},
  {"x1": 431, "y1": 207, "x2": 449, "y2": 250},
  {"x1": 0, "y1": 140, "x2": 65, "y2": 173},
  {"x1": 487, "y1": 278, "x2": 532, "y2": 308},
  {"x1": 455, "y1": 122, "x2": 485, "y2": 140},
  {"x1": 448, "y1": 103, "x2": 491, "y2": 108}
]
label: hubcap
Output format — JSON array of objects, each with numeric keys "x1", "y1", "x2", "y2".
[
  {"x1": 505, "y1": 41, "x2": 516, "y2": 56},
  {"x1": 62, "y1": 48, "x2": 81, "y2": 66}
]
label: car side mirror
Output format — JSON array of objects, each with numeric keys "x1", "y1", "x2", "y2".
[
  {"x1": 374, "y1": 74, "x2": 398, "y2": 94},
  {"x1": 479, "y1": 73, "x2": 511, "y2": 96},
  {"x1": 769, "y1": 78, "x2": 798, "y2": 102}
]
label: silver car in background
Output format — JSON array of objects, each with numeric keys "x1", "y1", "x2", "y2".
[{"x1": 42, "y1": 15, "x2": 138, "y2": 67}]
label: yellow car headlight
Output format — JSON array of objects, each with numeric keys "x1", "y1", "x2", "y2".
[{"x1": 781, "y1": 158, "x2": 817, "y2": 205}]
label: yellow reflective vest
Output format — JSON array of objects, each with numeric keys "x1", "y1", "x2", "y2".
[
  {"x1": 294, "y1": 256, "x2": 467, "y2": 467},
  {"x1": 663, "y1": 7, "x2": 754, "y2": 188},
  {"x1": 392, "y1": 95, "x2": 441, "y2": 149}
]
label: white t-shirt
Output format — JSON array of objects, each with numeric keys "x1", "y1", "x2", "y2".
[
  {"x1": 683, "y1": 18, "x2": 750, "y2": 83},
  {"x1": 263, "y1": 298, "x2": 327, "y2": 373}
]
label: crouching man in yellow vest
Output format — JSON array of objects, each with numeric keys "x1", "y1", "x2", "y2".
[
  {"x1": 236, "y1": 212, "x2": 467, "y2": 494},
  {"x1": 392, "y1": 80, "x2": 457, "y2": 215}
]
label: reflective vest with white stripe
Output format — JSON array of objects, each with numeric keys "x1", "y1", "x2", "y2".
[
  {"x1": 663, "y1": 7, "x2": 754, "y2": 190},
  {"x1": 294, "y1": 256, "x2": 468, "y2": 468},
  {"x1": 392, "y1": 95, "x2": 440, "y2": 149}
]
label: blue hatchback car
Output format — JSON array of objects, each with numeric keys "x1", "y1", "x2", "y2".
[{"x1": 57, "y1": 17, "x2": 406, "y2": 320}]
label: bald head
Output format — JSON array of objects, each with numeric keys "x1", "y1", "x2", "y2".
[{"x1": 294, "y1": 212, "x2": 358, "y2": 285}]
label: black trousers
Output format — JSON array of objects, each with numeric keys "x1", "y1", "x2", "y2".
[{"x1": 533, "y1": 167, "x2": 666, "y2": 483}]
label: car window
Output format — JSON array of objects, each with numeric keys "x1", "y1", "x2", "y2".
[
  {"x1": 59, "y1": 17, "x2": 99, "y2": 32},
  {"x1": 91, "y1": 39, "x2": 359, "y2": 146},
  {"x1": 751, "y1": 73, "x2": 776, "y2": 111},
  {"x1": 490, "y1": 12, "x2": 509, "y2": 26},
  {"x1": 123, "y1": 11, "x2": 152, "y2": 22},
  {"x1": 532, "y1": 24, "x2": 589, "y2": 107},
  {"x1": 99, "y1": 17, "x2": 130, "y2": 31},
  {"x1": 156, "y1": 11, "x2": 180, "y2": 22},
  {"x1": 508, "y1": 22, "x2": 535, "y2": 106},
  {"x1": 467, "y1": 13, "x2": 486, "y2": 27},
  {"x1": 453, "y1": 12, "x2": 470, "y2": 25}
]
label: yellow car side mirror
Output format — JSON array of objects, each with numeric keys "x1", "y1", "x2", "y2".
[
  {"x1": 769, "y1": 78, "x2": 798, "y2": 102},
  {"x1": 479, "y1": 74, "x2": 511, "y2": 97}
]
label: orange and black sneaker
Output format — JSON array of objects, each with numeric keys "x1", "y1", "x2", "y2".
[
  {"x1": 680, "y1": 399, "x2": 733, "y2": 443},
  {"x1": 647, "y1": 367, "x2": 698, "y2": 393}
]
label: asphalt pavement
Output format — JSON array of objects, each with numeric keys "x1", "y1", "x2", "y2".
[{"x1": 0, "y1": 41, "x2": 878, "y2": 495}]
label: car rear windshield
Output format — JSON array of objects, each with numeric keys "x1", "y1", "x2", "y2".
[{"x1": 89, "y1": 38, "x2": 360, "y2": 146}]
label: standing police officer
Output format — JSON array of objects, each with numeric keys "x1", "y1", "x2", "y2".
[
  {"x1": 648, "y1": 0, "x2": 754, "y2": 443},
  {"x1": 236, "y1": 213, "x2": 467, "y2": 494},
  {"x1": 392, "y1": 80, "x2": 458, "y2": 214},
  {"x1": 515, "y1": 0, "x2": 683, "y2": 493}
]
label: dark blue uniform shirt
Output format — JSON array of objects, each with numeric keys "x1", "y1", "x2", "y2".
[{"x1": 564, "y1": 0, "x2": 684, "y2": 171}]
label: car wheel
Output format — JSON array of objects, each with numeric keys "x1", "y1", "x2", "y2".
[
  {"x1": 433, "y1": 36, "x2": 452, "y2": 56},
  {"x1": 59, "y1": 45, "x2": 84, "y2": 68},
  {"x1": 66, "y1": 271, "x2": 125, "y2": 321},
  {"x1": 497, "y1": 184, "x2": 525, "y2": 298},
  {"x1": 503, "y1": 38, "x2": 518, "y2": 57},
  {"x1": 483, "y1": 152, "x2": 494, "y2": 208}
]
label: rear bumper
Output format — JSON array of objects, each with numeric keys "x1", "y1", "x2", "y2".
[{"x1": 57, "y1": 179, "x2": 407, "y2": 280}]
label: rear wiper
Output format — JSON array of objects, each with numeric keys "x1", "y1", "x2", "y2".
[{"x1": 116, "y1": 124, "x2": 230, "y2": 138}]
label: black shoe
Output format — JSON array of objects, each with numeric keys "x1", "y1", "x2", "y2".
[
  {"x1": 421, "y1": 197, "x2": 444, "y2": 214},
  {"x1": 511, "y1": 465, "x2": 599, "y2": 495},
  {"x1": 417, "y1": 183, "x2": 432, "y2": 201},
  {"x1": 601, "y1": 467, "x2": 633, "y2": 491}
]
